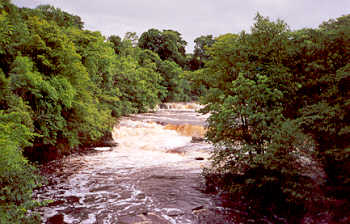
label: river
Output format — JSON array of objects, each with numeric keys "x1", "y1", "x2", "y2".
[{"x1": 34, "y1": 103, "x2": 242, "y2": 224}]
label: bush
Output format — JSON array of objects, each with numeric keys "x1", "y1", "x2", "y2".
[{"x1": 0, "y1": 111, "x2": 41, "y2": 223}]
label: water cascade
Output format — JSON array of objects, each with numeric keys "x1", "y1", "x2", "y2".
[{"x1": 34, "y1": 103, "x2": 237, "y2": 224}]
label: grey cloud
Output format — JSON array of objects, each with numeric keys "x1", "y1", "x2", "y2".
[{"x1": 12, "y1": 0, "x2": 350, "y2": 52}]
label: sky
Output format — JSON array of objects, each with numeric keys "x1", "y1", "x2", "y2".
[{"x1": 12, "y1": 0, "x2": 350, "y2": 53}]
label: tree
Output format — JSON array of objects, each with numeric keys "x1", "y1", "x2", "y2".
[
  {"x1": 108, "y1": 35, "x2": 122, "y2": 54},
  {"x1": 157, "y1": 60, "x2": 190, "y2": 102},
  {"x1": 0, "y1": 5, "x2": 41, "y2": 222},
  {"x1": 35, "y1": 5, "x2": 84, "y2": 29},
  {"x1": 0, "y1": 1, "x2": 196, "y2": 221},
  {"x1": 189, "y1": 35, "x2": 215, "y2": 70},
  {"x1": 113, "y1": 53, "x2": 163, "y2": 113},
  {"x1": 202, "y1": 13, "x2": 350, "y2": 221},
  {"x1": 138, "y1": 29, "x2": 187, "y2": 67},
  {"x1": 289, "y1": 15, "x2": 350, "y2": 187},
  {"x1": 124, "y1": 31, "x2": 138, "y2": 47},
  {"x1": 202, "y1": 15, "x2": 319, "y2": 221}
]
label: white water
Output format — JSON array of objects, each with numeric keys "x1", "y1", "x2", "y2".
[{"x1": 34, "y1": 103, "x2": 235, "y2": 224}]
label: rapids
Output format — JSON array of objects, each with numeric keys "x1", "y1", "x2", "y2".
[{"x1": 34, "y1": 103, "x2": 239, "y2": 224}]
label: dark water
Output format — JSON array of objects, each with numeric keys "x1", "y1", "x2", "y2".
[{"x1": 34, "y1": 103, "x2": 243, "y2": 224}]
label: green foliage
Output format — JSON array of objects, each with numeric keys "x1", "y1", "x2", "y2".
[
  {"x1": 183, "y1": 69, "x2": 208, "y2": 100},
  {"x1": 108, "y1": 35, "x2": 122, "y2": 54},
  {"x1": 0, "y1": 7, "x2": 41, "y2": 221},
  {"x1": 1, "y1": 2, "x2": 114, "y2": 219},
  {"x1": 157, "y1": 60, "x2": 190, "y2": 102},
  {"x1": 138, "y1": 28, "x2": 187, "y2": 67},
  {"x1": 202, "y1": 13, "x2": 350, "y2": 218},
  {"x1": 123, "y1": 32, "x2": 139, "y2": 47},
  {"x1": 113, "y1": 53, "x2": 163, "y2": 113},
  {"x1": 0, "y1": 1, "x2": 199, "y2": 221},
  {"x1": 188, "y1": 35, "x2": 215, "y2": 70},
  {"x1": 35, "y1": 4, "x2": 84, "y2": 29},
  {"x1": 66, "y1": 28, "x2": 120, "y2": 117},
  {"x1": 0, "y1": 72, "x2": 41, "y2": 222},
  {"x1": 0, "y1": 113, "x2": 41, "y2": 223},
  {"x1": 4, "y1": 0, "x2": 348, "y2": 221}
]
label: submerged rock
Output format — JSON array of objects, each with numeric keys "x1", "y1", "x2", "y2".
[
  {"x1": 46, "y1": 214, "x2": 65, "y2": 224},
  {"x1": 64, "y1": 196, "x2": 80, "y2": 204},
  {"x1": 192, "y1": 205, "x2": 204, "y2": 211},
  {"x1": 87, "y1": 131, "x2": 118, "y2": 148},
  {"x1": 191, "y1": 136, "x2": 205, "y2": 143},
  {"x1": 159, "y1": 103, "x2": 168, "y2": 109}
]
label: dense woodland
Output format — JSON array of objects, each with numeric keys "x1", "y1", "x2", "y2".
[
  {"x1": 200, "y1": 14, "x2": 350, "y2": 222},
  {"x1": 0, "y1": 0, "x2": 349, "y2": 223}
]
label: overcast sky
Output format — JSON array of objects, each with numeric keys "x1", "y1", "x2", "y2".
[{"x1": 12, "y1": 0, "x2": 350, "y2": 52}]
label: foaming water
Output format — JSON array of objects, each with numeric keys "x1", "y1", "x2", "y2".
[
  {"x1": 113, "y1": 120, "x2": 193, "y2": 152},
  {"x1": 158, "y1": 102, "x2": 204, "y2": 111},
  {"x1": 164, "y1": 124, "x2": 206, "y2": 138},
  {"x1": 34, "y1": 103, "x2": 237, "y2": 224}
]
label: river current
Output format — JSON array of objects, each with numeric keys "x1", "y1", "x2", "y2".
[{"x1": 34, "y1": 103, "x2": 240, "y2": 224}]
